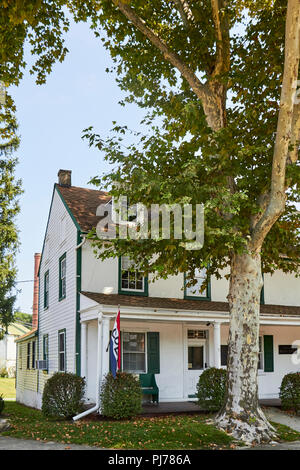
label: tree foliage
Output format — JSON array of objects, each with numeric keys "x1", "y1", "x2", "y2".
[
  {"x1": 70, "y1": 0, "x2": 299, "y2": 282},
  {"x1": 0, "y1": 94, "x2": 22, "y2": 336}
]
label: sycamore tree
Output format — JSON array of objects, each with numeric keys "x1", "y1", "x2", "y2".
[
  {"x1": 1, "y1": 0, "x2": 299, "y2": 444},
  {"x1": 71, "y1": 0, "x2": 300, "y2": 443}
]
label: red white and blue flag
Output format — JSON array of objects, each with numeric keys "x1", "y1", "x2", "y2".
[{"x1": 109, "y1": 310, "x2": 121, "y2": 378}]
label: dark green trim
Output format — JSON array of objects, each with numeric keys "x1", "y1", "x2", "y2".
[
  {"x1": 58, "y1": 253, "x2": 67, "y2": 301},
  {"x1": 44, "y1": 270, "x2": 49, "y2": 309},
  {"x1": 75, "y1": 230, "x2": 82, "y2": 376},
  {"x1": 58, "y1": 329, "x2": 67, "y2": 372},
  {"x1": 260, "y1": 273, "x2": 265, "y2": 305},
  {"x1": 118, "y1": 256, "x2": 148, "y2": 297},
  {"x1": 264, "y1": 335, "x2": 274, "y2": 373},
  {"x1": 26, "y1": 342, "x2": 31, "y2": 369},
  {"x1": 31, "y1": 340, "x2": 36, "y2": 369},
  {"x1": 147, "y1": 332, "x2": 160, "y2": 374},
  {"x1": 188, "y1": 394, "x2": 196, "y2": 398},
  {"x1": 184, "y1": 272, "x2": 211, "y2": 301}
]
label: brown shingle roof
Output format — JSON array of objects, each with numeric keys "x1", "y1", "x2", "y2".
[
  {"x1": 81, "y1": 292, "x2": 300, "y2": 317},
  {"x1": 57, "y1": 184, "x2": 111, "y2": 232}
]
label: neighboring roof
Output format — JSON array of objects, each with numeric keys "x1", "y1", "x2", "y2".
[
  {"x1": 56, "y1": 184, "x2": 111, "y2": 233},
  {"x1": 81, "y1": 291, "x2": 300, "y2": 317},
  {"x1": 0, "y1": 322, "x2": 31, "y2": 337},
  {"x1": 15, "y1": 328, "x2": 38, "y2": 343}
]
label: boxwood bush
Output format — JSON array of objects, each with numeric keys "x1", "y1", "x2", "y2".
[
  {"x1": 280, "y1": 372, "x2": 300, "y2": 414},
  {"x1": 196, "y1": 367, "x2": 227, "y2": 411},
  {"x1": 100, "y1": 372, "x2": 142, "y2": 419},
  {"x1": 42, "y1": 372, "x2": 86, "y2": 420}
]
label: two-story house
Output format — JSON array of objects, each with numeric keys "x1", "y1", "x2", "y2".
[{"x1": 16, "y1": 169, "x2": 300, "y2": 410}]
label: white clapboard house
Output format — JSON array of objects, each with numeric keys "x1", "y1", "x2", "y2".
[{"x1": 16, "y1": 170, "x2": 300, "y2": 409}]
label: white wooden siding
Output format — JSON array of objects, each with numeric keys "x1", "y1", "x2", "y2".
[{"x1": 37, "y1": 188, "x2": 78, "y2": 396}]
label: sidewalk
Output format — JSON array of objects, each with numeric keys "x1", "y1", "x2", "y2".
[{"x1": 0, "y1": 436, "x2": 102, "y2": 450}]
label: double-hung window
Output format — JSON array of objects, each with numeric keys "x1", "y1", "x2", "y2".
[
  {"x1": 184, "y1": 268, "x2": 211, "y2": 300},
  {"x1": 122, "y1": 332, "x2": 146, "y2": 373},
  {"x1": 119, "y1": 256, "x2": 147, "y2": 296},
  {"x1": 58, "y1": 330, "x2": 66, "y2": 372},
  {"x1": 59, "y1": 254, "x2": 66, "y2": 300}
]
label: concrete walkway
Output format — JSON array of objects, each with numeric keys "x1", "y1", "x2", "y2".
[
  {"x1": 264, "y1": 407, "x2": 300, "y2": 432},
  {"x1": 0, "y1": 436, "x2": 102, "y2": 450}
]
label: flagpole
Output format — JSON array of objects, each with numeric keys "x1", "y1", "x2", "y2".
[{"x1": 105, "y1": 306, "x2": 120, "y2": 352}]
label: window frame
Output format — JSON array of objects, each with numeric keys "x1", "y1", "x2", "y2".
[
  {"x1": 43, "y1": 334, "x2": 49, "y2": 371},
  {"x1": 122, "y1": 331, "x2": 147, "y2": 374},
  {"x1": 31, "y1": 340, "x2": 36, "y2": 369},
  {"x1": 26, "y1": 342, "x2": 31, "y2": 370},
  {"x1": 118, "y1": 256, "x2": 148, "y2": 296},
  {"x1": 184, "y1": 268, "x2": 211, "y2": 301},
  {"x1": 59, "y1": 253, "x2": 66, "y2": 301},
  {"x1": 58, "y1": 329, "x2": 66, "y2": 372},
  {"x1": 258, "y1": 335, "x2": 264, "y2": 371},
  {"x1": 44, "y1": 270, "x2": 49, "y2": 309}
]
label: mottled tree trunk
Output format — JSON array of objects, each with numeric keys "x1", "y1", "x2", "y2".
[{"x1": 215, "y1": 251, "x2": 276, "y2": 444}]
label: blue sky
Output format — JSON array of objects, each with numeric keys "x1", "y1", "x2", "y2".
[{"x1": 11, "y1": 19, "x2": 145, "y2": 315}]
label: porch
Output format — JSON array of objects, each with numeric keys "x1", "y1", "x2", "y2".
[
  {"x1": 79, "y1": 292, "x2": 300, "y2": 405},
  {"x1": 141, "y1": 398, "x2": 281, "y2": 415}
]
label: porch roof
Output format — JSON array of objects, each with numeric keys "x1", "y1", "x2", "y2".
[{"x1": 81, "y1": 291, "x2": 300, "y2": 317}]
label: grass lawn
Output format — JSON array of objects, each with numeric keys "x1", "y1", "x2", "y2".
[
  {"x1": 2, "y1": 402, "x2": 239, "y2": 450},
  {"x1": 1, "y1": 402, "x2": 300, "y2": 450},
  {"x1": 0, "y1": 378, "x2": 16, "y2": 399}
]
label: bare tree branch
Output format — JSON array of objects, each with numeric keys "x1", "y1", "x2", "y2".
[{"x1": 251, "y1": 0, "x2": 300, "y2": 251}]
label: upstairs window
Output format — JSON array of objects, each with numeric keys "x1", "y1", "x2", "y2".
[
  {"x1": 184, "y1": 268, "x2": 211, "y2": 300},
  {"x1": 59, "y1": 253, "x2": 66, "y2": 300},
  {"x1": 119, "y1": 256, "x2": 148, "y2": 296}
]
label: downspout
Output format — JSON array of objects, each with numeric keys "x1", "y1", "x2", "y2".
[{"x1": 73, "y1": 312, "x2": 103, "y2": 421}]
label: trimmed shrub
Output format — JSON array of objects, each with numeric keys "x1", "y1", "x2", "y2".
[
  {"x1": 0, "y1": 367, "x2": 8, "y2": 378},
  {"x1": 100, "y1": 372, "x2": 142, "y2": 419},
  {"x1": 42, "y1": 372, "x2": 86, "y2": 419},
  {"x1": 280, "y1": 372, "x2": 300, "y2": 415},
  {"x1": 0, "y1": 394, "x2": 4, "y2": 415},
  {"x1": 196, "y1": 367, "x2": 227, "y2": 411}
]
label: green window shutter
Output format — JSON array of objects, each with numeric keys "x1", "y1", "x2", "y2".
[
  {"x1": 147, "y1": 332, "x2": 160, "y2": 374},
  {"x1": 264, "y1": 335, "x2": 274, "y2": 372}
]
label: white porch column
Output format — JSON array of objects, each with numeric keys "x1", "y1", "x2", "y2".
[
  {"x1": 213, "y1": 322, "x2": 221, "y2": 368},
  {"x1": 102, "y1": 316, "x2": 110, "y2": 379},
  {"x1": 80, "y1": 322, "x2": 88, "y2": 379}
]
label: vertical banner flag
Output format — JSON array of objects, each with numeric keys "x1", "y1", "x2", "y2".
[{"x1": 110, "y1": 309, "x2": 121, "y2": 378}]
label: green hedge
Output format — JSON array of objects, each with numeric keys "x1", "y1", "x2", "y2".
[
  {"x1": 196, "y1": 367, "x2": 227, "y2": 411},
  {"x1": 100, "y1": 372, "x2": 142, "y2": 419},
  {"x1": 280, "y1": 372, "x2": 300, "y2": 414},
  {"x1": 42, "y1": 372, "x2": 86, "y2": 420}
]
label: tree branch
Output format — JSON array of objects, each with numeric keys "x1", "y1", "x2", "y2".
[
  {"x1": 173, "y1": 0, "x2": 194, "y2": 28},
  {"x1": 251, "y1": 0, "x2": 300, "y2": 251},
  {"x1": 210, "y1": 0, "x2": 230, "y2": 77},
  {"x1": 112, "y1": 0, "x2": 223, "y2": 130}
]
